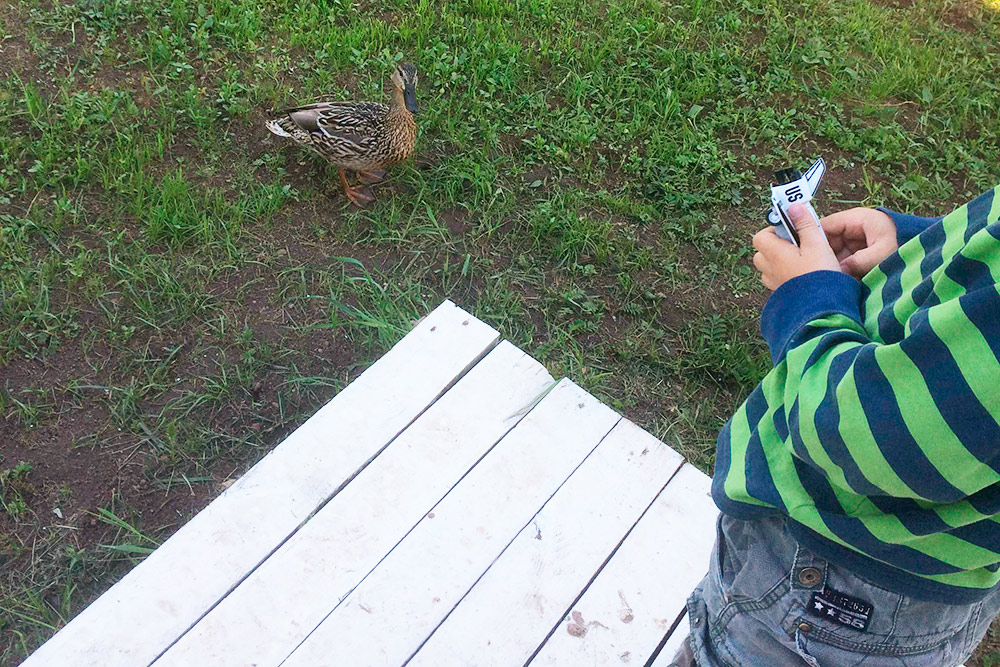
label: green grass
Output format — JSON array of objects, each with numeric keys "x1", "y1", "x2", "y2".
[
  {"x1": 1, "y1": 0, "x2": 999, "y2": 663},
  {"x1": 0, "y1": 462, "x2": 34, "y2": 520}
]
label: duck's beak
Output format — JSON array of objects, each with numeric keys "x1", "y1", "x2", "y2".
[{"x1": 404, "y1": 86, "x2": 419, "y2": 114}]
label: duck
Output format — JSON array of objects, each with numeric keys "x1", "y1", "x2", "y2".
[{"x1": 265, "y1": 62, "x2": 419, "y2": 206}]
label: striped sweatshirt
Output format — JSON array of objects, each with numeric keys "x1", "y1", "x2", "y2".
[{"x1": 714, "y1": 185, "x2": 1000, "y2": 603}]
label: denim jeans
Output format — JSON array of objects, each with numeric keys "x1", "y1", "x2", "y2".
[{"x1": 683, "y1": 514, "x2": 1000, "y2": 666}]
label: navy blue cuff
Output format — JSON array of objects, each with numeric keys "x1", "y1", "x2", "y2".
[
  {"x1": 760, "y1": 271, "x2": 863, "y2": 364},
  {"x1": 877, "y1": 207, "x2": 942, "y2": 246}
]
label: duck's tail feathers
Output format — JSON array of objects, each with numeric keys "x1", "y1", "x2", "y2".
[{"x1": 266, "y1": 119, "x2": 293, "y2": 137}]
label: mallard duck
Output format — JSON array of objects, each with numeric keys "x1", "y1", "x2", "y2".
[{"x1": 266, "y1": 62, "x2": 419, "y2": 206}]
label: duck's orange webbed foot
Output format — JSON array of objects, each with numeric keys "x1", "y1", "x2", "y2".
[
  {"x1": 357, "y1": 169, "x2": 388, "y2": 185},
  {"x1": 339, "y1": 169, "x2": 376, "y2": 207}
]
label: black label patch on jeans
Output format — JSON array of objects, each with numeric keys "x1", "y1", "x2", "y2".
[{"x1": 806, "y1": 586, "x2": 873, "y2": 631}]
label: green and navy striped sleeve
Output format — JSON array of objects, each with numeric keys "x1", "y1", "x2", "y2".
[
  {"x1": 768, "y1": 270, "x2": 1000, "y2": 503},
  {"x1": 877, "y1": 206, "x2": 942, "y2": 246},
  {"x1": 713, "y1": 186, "x2": 1000, "y2": 602}
]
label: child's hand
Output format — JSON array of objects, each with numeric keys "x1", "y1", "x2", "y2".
[
  {"x1": 820, "y1": 207, "x2": 898, "y2": 279},
  {"x1": 753, "y1": 203, "x2": 842, "y2": 291}
]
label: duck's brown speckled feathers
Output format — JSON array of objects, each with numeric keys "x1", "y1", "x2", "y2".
[
  {"x1": 265, "y1": 63, "x2": 419, "y2": 177},
  {"x1": 268, "y1": 102, "x2": 393, "y2": 171}
]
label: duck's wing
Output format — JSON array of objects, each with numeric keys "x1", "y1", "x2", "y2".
[
  {"x1": 273, "y1": 101, "x2": 389, "y2": 160},
  {"x1": 285, "y1": 101, "x2": 387, "y2": 139}
]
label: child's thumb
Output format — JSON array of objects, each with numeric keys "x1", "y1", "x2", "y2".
[
  {"x1": 787, "y1": 203, "x2": 825, "y2": 248},
  {"x1": 840, "y1": 247, "x2": 880, "y2": 278}
]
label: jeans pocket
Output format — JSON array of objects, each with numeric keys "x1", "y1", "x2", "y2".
[
  {"x1": 722, "y1": 515, "x2": 791, "y2": 604},
  {"x1": 798, "y1": 624, "x2": 967, "y2": 666}
]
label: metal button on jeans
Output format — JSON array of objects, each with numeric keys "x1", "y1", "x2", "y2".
[
  {"x1": 798, "y1": 622, "x2": 812, "y2": 632},
  {"x1": 797, "y1": 567, "x2": 822, "y2": 586}
]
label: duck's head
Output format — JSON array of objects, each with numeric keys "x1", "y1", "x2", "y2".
[{"x1": 390, "y1": 62, "x2": 419, "y2": 114}]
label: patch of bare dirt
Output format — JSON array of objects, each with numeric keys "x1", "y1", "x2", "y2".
[
  {"x1": 0, "y1": 10, "x2": 44, "y2": 87},
  {"x1": 438, "y1": 207, "x2": 470, "y2": 236},
  {"x1": 939, "y1": 1, "x2": 980, "y2": 33}
]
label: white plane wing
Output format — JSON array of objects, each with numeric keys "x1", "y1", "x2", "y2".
[{"x1": 801, "y1": 157, "x2": 826, "y2": 196}]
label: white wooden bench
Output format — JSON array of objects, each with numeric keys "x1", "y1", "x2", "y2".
[{"x1": 23, "y1": 300, "x2": 717, "y2": 667}]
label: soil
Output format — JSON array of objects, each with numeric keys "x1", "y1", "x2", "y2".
[{"x1": 0, "y1": 173, "x2": 387, "y2": 596}]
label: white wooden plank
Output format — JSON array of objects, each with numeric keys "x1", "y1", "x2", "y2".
[
  {"x1": 279, "y1": 380, "x2": 622, "y2": 667},
  {"x1": 651, "y1": 613, "x2": 689, "y2": 667},
  {"x1": 23, "y1": 301, "x2": 499, "y2": 667},
  {"x1": 153, "y1": 341, "x2": 555, "y2": 667},
  {"x1": 407, "y1": 418, "x2": 685, "y2": 667},
  {"x1": 529, "y1": 463, "x2": 716, "y2": 667}
]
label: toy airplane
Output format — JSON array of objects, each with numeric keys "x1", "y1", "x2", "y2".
[{"x1": 767, "y1": 157, "x2": 827, "y2": 246}]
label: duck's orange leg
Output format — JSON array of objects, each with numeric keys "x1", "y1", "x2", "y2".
[
  {"x1": 357, "y1": 169, "x2": 388, "y2": 185},
  {"x1": 339, "y1": 169, "x2": 375, "y2": 206}
]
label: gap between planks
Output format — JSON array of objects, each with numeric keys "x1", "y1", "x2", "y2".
[
  {"x1": 401, "y1": 420, "x2": 685, "y2": 667},
  {"x1": 278, "y1": 381, "x2": 625, "y2": 667},
  {"x1": 154, "y1": 341, "x2": 556, "y2": 666},
  {"x1": 22, "y1": 301, "x2": 500, "y2": 667},
  {"x1": 647, "y1": 612, "x2": 689, "y2": 667},
  {"x1": 528, "y1": 463, "x2": 717, "y2": 667}
]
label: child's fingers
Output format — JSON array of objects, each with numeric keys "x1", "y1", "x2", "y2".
[
  {"x1": 753, "y1": 251, "x2": 767, "y2": 273},
  {"x1": 842, "y1": 247, "x2": 882, "y2": 276},
  {"x1": 752, "y1": 225, "x2": 786, "y2": 254},
  {"x1": 788, "y1": 203, "x2": 827, "y2": 249},
  {"x1": 841, "y1": 238, "x2": 897, "y2": 277},
  {"x1": 753, "y1": 252, "x2": 778, "y2": 289},
  {"x1": 819, "y1": 209, "x2": 864, "y2": 236},
  {"x1": 822, "y1": 210, "x2": 869, "y2": 251}
]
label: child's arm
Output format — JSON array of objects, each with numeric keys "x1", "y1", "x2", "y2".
[
  {"x1": 752, "y1": 194, "x2": 1000, "y2": 503},
  {"x1": 756, "y1": 196, "x2": 1000, "y2": 503},
  {"x1": 769, "y1": 295, "x2": 1000, "y2": 504}
]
